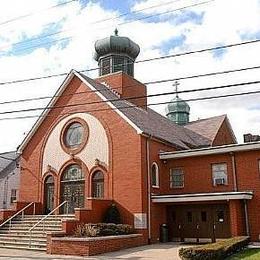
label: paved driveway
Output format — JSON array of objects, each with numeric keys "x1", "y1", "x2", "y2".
[{"x1": 0, "y1": 242, "x2": 183, "y2": 260}]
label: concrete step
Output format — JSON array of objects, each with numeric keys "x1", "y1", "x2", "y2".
[
  {"x1": 0, "y1": 230, "x2": 60, "y2": 235},
  {"x1": 2, "y1": 224, "x2": 62, "y2": 230},
  {"x1": 0, "y1": 236, "x2": 46, "y2": 242},
  {"x1": 0, "y1": 237, "x2": 46, "y2": 244},
  {"x1": 19, "y1": 214, "x2": 75, "y2": 220},
  {"x1": 0, "y1": 243, "x2": 46, "y2": 251},
  {"x1": 0, "y1": 226, "x2": 62, "y2": 231},
  {"x1": 4, "y1": 221, "x2": 62, "y2": 227},
  {"x1": 12, "y1": 219, "x2": 63, "y2": 223},
  {"x1": 0, "y1": 214, "x2": 75, "y2": 252},
  {"x1": 0, "y1": 233, "x2": 46, "y2": 239}
]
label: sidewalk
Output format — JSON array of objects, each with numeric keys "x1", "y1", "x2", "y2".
[{"x1": 0, "y1": 242, "x2": 183, "y2": 260}]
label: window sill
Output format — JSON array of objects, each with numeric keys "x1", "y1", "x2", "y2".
[{"x1": 152, "y1": 185, "x2": 160, "y2": 189}]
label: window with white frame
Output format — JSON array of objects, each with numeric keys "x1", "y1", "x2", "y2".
[
  {"x1": 212, "y1": 163, "x2": 228, "y2": 186},
  {"x1": 151, "y1": 163, "x2": 159, "y2": 187},
  {"x1": 170, "y1": 168, "x2": 184, "y2": 188},
  {"x1": 10, "y1": 189, "x2": 17, "y2": 204}
]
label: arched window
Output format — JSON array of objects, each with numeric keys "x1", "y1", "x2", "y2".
[
  {"x1": 61, "y1": 164, "x2": 85, "y2": 213},
  {"x1": 44, "y1": 175, "x2": 55, "y2": 214},
  {"x1": 151, "y1": 163, "x2": 159, "y2": 187},
  {"x1": 92, "y1": 171, "x2": 104, "y2": 198}
]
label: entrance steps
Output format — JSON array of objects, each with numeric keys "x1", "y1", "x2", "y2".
[{"x1": 0, "y1": 214, "x2": 75, "y2": 251}]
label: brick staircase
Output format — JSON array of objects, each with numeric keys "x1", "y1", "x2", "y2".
[{"x1": 0, "y1": 214, "x2": 75, "y2": 251}]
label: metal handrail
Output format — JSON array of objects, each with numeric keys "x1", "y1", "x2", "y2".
[
  {"x1": 0, "y1": 202, "x2": 35, "y2": 231},
  {"x1": 29, "y1": 200, "x2": 68, "y2": 247}
]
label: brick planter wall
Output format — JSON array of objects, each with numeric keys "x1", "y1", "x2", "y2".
[{"x1": 47, "y1": 233, "x2": 145, "y2": 256}]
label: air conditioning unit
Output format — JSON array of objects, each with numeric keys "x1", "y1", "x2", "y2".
[{"x1": 214, "y1": 178, "x2": 226, "y2": 185}]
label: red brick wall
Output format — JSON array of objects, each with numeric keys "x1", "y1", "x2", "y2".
[
  {"x1": 96, "y1": 72, "x2": 147, "y2": 108},
  {"x1": 147, "y1": 139, "x2": 176, "y2": 242},
  {"x1": 159, "y1": 149, "x2": 260, "y2": 241},
  {"x1": 47, "y1": 234, "x2": 145, "y2": 256},
  {"x1": 229, "y1": 200, "x2": 245, "y2": 236},
  {"x1": 213, "y1": 118, "x2": 236, "y2": 146},
  {"x1": 162, "y1": 153, "x2": 235, "y2": 195},
  {"x1": 19, "y1": 74, "x2": 148, "y2": 240},
  {"x1": 235, "y1": 150, "x2": 260, "y2": 241}
]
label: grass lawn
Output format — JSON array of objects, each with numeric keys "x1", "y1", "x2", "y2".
[{"x1": 227, "y1": 248, "x2": 260, "y2": 259}]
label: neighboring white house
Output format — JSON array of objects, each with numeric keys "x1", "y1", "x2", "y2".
[{"x1": 0, "y1": 152, "x2": 20, "y2": 209}]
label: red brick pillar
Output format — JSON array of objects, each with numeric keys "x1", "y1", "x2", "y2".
[{"x1": 229, "y1": 200, "x2": 245, "y2": 237}]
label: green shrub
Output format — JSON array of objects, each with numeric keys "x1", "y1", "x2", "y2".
[
  {"x1": 179, "y1": 236, "x2": 249, "y2": 260},
  {"x1": 103, "y1": 204, "x2": 121, "y2": 224},
  {"x1": 74, "y1": 223, "x2": 133, "y2": 237}
]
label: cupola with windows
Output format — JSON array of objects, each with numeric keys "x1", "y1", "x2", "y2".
[
  {"x1": 166, "y1": 81, "x2": 190, "y2": 125},
  {"x1": 94, "y1": 29, "x2": 140, "y2": 77}
]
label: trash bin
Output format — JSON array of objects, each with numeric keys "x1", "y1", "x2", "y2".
[{"x1": 159, "y1": 223, "x2": 169, "y2": 242}]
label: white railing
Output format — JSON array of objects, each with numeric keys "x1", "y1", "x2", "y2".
[
  {"x1": 0, "y1": 202, "x2": 35, "y2": 231},
  {"x1": 29, "y1": 200, "x2": 68, "y2": 247}
]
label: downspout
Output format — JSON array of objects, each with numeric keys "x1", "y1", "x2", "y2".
[
  {"x1": 146, "y1": 135, "x2": 151, "y2": 244},
  {"x1": 244, "y1": 199, "x2": 250, "y2": 236},
  {"x1": 230, "y1": 152, "x2": 238, "y2": 192}
]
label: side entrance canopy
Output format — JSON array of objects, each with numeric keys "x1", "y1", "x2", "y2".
[{"x1": 152, "y1": 191, "x2": 253, "y2": 203}]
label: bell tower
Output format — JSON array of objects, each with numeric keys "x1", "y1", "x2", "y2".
[{"x1": 94, "y1": 29, "x2": 140, "y2": 77}]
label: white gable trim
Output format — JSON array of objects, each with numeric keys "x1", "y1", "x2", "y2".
[
  {"x1": 17, "y1": 70, "x2": 76, "y2": 153},
  {"x1": 18, "y1": 70, "x2": 142, "y2": 153},
  {"x1": 75, "y1": 72, "x2": 143, "y2": 135}
]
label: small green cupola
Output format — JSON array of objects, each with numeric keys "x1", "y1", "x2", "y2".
[{"x1": 166, "y1": 81, "x2": 190, "y2": 125}]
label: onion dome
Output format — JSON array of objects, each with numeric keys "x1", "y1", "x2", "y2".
[
  {"x1": 94, "y1": 29, "x2": 140, "y2": 77},
  {"x1": 166, "y1": 94, "x2": 190, "y2": 125}
]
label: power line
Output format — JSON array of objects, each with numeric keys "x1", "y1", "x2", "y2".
[
  {"x1": 1, "y1": 38, "x2": 260, "y2": 87},
  {"x1": 2, "y1": 0, "x2": 214, "y2": 56},
  {"x1": 0, "y1": 0, "x2": 194, "y2": 53},
  {"x1": 0, "y1": 0, "x2": 77, "y2": 27},
  {"x1": 0, "y1": 78, "x2": 260, "y2": 116},
  {"x1": 0, "y1": 64, "x2": 260, "y2": 106},
  {"x1": 118, "y1": 0, "x2": 213, "y2": 26},
  {"x1": 1, "y1": 86, "x2": 260, "y2": 122}
]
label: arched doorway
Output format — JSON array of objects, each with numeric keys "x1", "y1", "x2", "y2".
[
  {"x1": 61, "y1": 164, "x2": 85, "y2": 214},
  {"x1": 44, "y1": 175, "x2": 54, "y2": 214},
  {"x1": 92, "y1": 171, "x2": 104, "y2": 198}
]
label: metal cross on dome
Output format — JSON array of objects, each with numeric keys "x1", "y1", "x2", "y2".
[{"x1": 173, "y1": 80, "x2": 180, "y2": 97}]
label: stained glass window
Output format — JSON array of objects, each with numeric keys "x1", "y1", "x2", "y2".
[
  {"x1": 62, "y1": 164, "x2": 84, "y2": 182},
  {"x1": 64, "y1": 122, "x2": 84, "y2": 149}
]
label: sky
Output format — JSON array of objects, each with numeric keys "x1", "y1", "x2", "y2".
[{"x1": 0, "y1": 0, "x2": 260, "y2": 152}]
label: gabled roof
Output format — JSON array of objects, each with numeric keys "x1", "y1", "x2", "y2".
[
  {"x1": 0, "y1": 151, "x2": 18, "y2": 173},
  {"x1": 184, "y1": 115, "x2": 235, "y2": 144},
  {"x1": 79, "y1": 73, "x2": 211, "y2": 149},
  {"x1": 18, "y1": 70, "x2": 213, "y2": 152}
]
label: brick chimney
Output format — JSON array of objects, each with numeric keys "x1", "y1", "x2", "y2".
[
  {"x1": 243, "y1": 133, "x2": 260, "y2": 143},
  {"x1": 95, "y1": 71, "x2": 147, "y2": 109}
]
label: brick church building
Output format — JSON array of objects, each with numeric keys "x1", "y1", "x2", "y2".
[{"x1": 12, "y1": 31, "x2": 260, "y2": 244}]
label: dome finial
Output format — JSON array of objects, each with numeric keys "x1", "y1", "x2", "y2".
[
  {"x1": 173, "y1": 80, "x2": 180, "y2": 97},
  {"x1": 114, "y1": 28, "x2": 118, "y2": 36}
]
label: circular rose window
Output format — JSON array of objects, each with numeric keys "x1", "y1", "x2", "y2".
[{"x1": 61, "y1": 118, "x2": 89, "y2": 154}]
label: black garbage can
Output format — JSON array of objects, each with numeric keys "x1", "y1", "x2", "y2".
[{"x1": 159, "y1": 223, "x2": 169, "y2": 242}]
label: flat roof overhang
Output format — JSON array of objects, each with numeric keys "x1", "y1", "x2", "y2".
[
  {"x1": 152, "y1": 191, "x2": 253, "y2": 203},
  {"x1": 160, "y1": 141, "x2": 260, "y2": 160}
]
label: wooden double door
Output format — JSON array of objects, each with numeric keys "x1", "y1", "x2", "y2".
[
  {"x1": 61, "y1": 181, "x2": 85, "y2": 214},
  {"x1": 167, "y1": 204, "x2": 230, "y2": 241}
]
